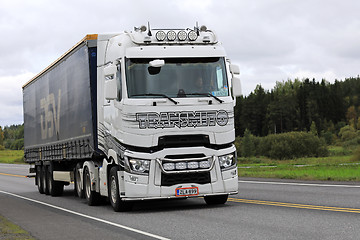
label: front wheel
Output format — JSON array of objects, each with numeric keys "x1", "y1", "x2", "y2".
[
  {"x1": 109, "y1": 167, "x2": 133, "y2": 212},
  {"x1": 204, "y1": 194, "x2": 228, "y2": 205}
]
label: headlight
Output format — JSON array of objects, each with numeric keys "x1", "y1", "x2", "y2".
[
  {"x1": 218, "y1": 153, "x2": 236, "y2": 170},
  {"x1": 129, "y1": 158, "x2": 150, "y2": 174}
]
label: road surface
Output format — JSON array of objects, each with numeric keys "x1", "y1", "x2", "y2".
[{"x1": 1, "y1": 163, "x2": 359, "y2": 240}]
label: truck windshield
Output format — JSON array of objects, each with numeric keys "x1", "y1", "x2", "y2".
[{"x1": 125, "y1": 57, "x2": 229, "y2": 99}]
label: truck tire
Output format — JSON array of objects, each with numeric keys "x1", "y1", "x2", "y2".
[
  {"x1": 109, "y1": 167, "x2": 133, "y2": 212},
  {"x1": 84, "y1": 167, "x2": 100, "y2": 206},
  {"x1": 204, "y1": 194, "x2": 228, "y2": 205},
  {"x1": 42, "y1": 165, "x2": 49, "y2": 195},
  {"x1": 36, "y1": 165, "x2": 44, "y2": 194},
  {"x1": 74, "y1": 163, "x2": 84, "y2": 198},
  {"x1": 47, "y1": 164, "x2": 64, "y2": 197}
]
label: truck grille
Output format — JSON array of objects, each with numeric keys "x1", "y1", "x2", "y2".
[{"x1": 161, "y1": 172, "x2": 211, "y2": 186}]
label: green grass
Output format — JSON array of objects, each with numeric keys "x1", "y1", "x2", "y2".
[
  {"x1": 0, "y1": 150, "x2": 24, "y2": 164},
  {"x1": 0, "y1": 215, "x2": 36, "y2": 240},
  {"x1": 238, "y1": 146, "x2": 360, "y2": 181},
  {"x1": 239, "y1": 164, "x2": 360, "y2": 181}
]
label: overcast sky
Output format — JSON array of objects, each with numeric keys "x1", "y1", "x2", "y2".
[{"x1": 1, "y1": 0, "x2": 360, "y2": 127}]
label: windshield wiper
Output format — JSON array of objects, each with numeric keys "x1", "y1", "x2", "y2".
[
  {"x1": 131, "y1": 93, "x2": 179, "y2": 105},
  {"x1": 186, "y1": 93, "x2": 224, "y2": 103}
]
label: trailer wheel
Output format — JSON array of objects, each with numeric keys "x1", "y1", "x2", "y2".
[
  {"x1": 109, "y1": 167, "x2": 133, "y2": 212},
  {"x1": 36, "y1": 165, "x2": 44, "y2": 194},
  {"x1": 204, "y1": 195, "x2": 228, "y2": 205},
  {"x1": 74, "y1": 163, "x2": 84, "y2": 198},
  {"x1": 42, "y1": 165, "x2": 49, "y2": 195},
  {"x1": 47, "y1": 164, "x2": 64, "y2": 197},
  {"x1": 84, "y1": 167, "x2": 100, "y2": 206}
]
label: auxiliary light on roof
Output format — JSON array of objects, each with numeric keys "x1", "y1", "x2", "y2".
[
  {"x1": 167, "y1": 30, "x2": 176, "y2": 41},
  {"x1": 155, "y1": 30, "x2": 166, "y2": 41},
  {"x1": 188, "y1": 30, "x2": 198, "y2": 41},
  {"x1": 177, "y1": 30, "x2": 187, "y2": 41}
]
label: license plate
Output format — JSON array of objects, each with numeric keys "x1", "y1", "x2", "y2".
[{"x1": 175, "y1": 187, "x2": 199, "y2": 197}]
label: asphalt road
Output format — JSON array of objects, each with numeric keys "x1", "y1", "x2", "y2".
[{"x1": 1, "y1": 163, "x2": 360, "y2": 240}]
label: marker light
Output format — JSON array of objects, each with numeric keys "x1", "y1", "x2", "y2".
[
  {"x1": 188, "y1": 30, "x2": 198, "y2": 41},
  {"x1": 167, "y1": 30, "x2": 176, "y2": 41},
  {"x1": 177, "y1": 30, "x2": 187, "y2": 41},
  {"x1": 156, "y1": 31, "x2": 166, "y2": 41}
]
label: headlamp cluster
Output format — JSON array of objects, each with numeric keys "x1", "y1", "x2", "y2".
[
  {"x1": 128, "y1": 158, "x2": 150, "y2": 175},
  {"x1": 155, "y1": 30, "x2": 198, "y2": 42},
  {"x1": 218, "y1": 152, "x2": 237, "y2": 171}
]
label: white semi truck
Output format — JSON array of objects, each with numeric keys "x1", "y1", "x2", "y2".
[{"x1": 23, "y1": 24, "x2": 241, "y2": 211}]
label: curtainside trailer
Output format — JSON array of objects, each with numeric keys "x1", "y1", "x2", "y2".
[{"x1": 23, "y1": 24, "x2": 242, "y2": 211}]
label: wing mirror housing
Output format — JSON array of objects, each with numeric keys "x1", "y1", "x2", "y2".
[
  {"x1": 230, "y1": 64, "x2": 241, "y2": 97},
  {"x1": 104, "y1": 65, "x2": 118, "y2": 100}
]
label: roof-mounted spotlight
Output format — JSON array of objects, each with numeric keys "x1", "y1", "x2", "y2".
[
  {"x1": 156, "y1": 31, "x2": 166, "y2": 41},
  {"x1": 167, "y1": 30, "x2": 176, "y2": 41},
  {"x1": 188, "y1": 30, "x2": 198, "y2": 41},
  {"x1": 177, "y1": 30, "x2": 187, "y2": 41}
]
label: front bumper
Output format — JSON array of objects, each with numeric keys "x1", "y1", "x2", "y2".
[{"x1": 120, "y1": 146, "x2": 238, "y2": 201}]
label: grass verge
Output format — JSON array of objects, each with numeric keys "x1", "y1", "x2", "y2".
[
  {"x1": 239, "y1": 164, "x2": 360, "y2": 181},
  {"x1": 0, "y1": 215, "x2": 36, "y2": 240},
  {"x1": 238, "y1": 150, "x2": 360, "y2": 181},
  {"x1": 0, "y1": 150, "x2": 24, "y2": 164}
]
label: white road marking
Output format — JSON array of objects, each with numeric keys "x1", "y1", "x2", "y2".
[
  {"x1": 238, "y1": 180, "x2": 360, "y2": 188},
  {"x1": 0, "y1": 190, "x2": 170, "y2": 240}
]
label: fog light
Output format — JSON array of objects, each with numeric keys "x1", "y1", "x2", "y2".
[
  {"x1": 163, "y1": 163, "x2": 175, "y2": 171},
  {"x1": 187, "y1": 161, "x2": 199, "y2": 169},
  {"x1": 199, "y1": 160, "x2": 211, "y2": 169},
  {"x1": 175, "y1": 162, "x2": 187, "y2": 170}
]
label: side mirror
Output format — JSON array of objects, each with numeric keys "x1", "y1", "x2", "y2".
[
  {"x1": 105, "y1": 79, "x2": 117, "y2": 100},
  {"x1": 104, "y1": 65, "x2": 117, "y2": 78},
  {"x1": 104, "y1": 65, "x2": 118, "y2": 100},
  {"x1": 230, "y1": 64, "x2": 240, "y2": 75},
  {"x1": 232, "y1": 77, "x2": 242, "y2": 97}
]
